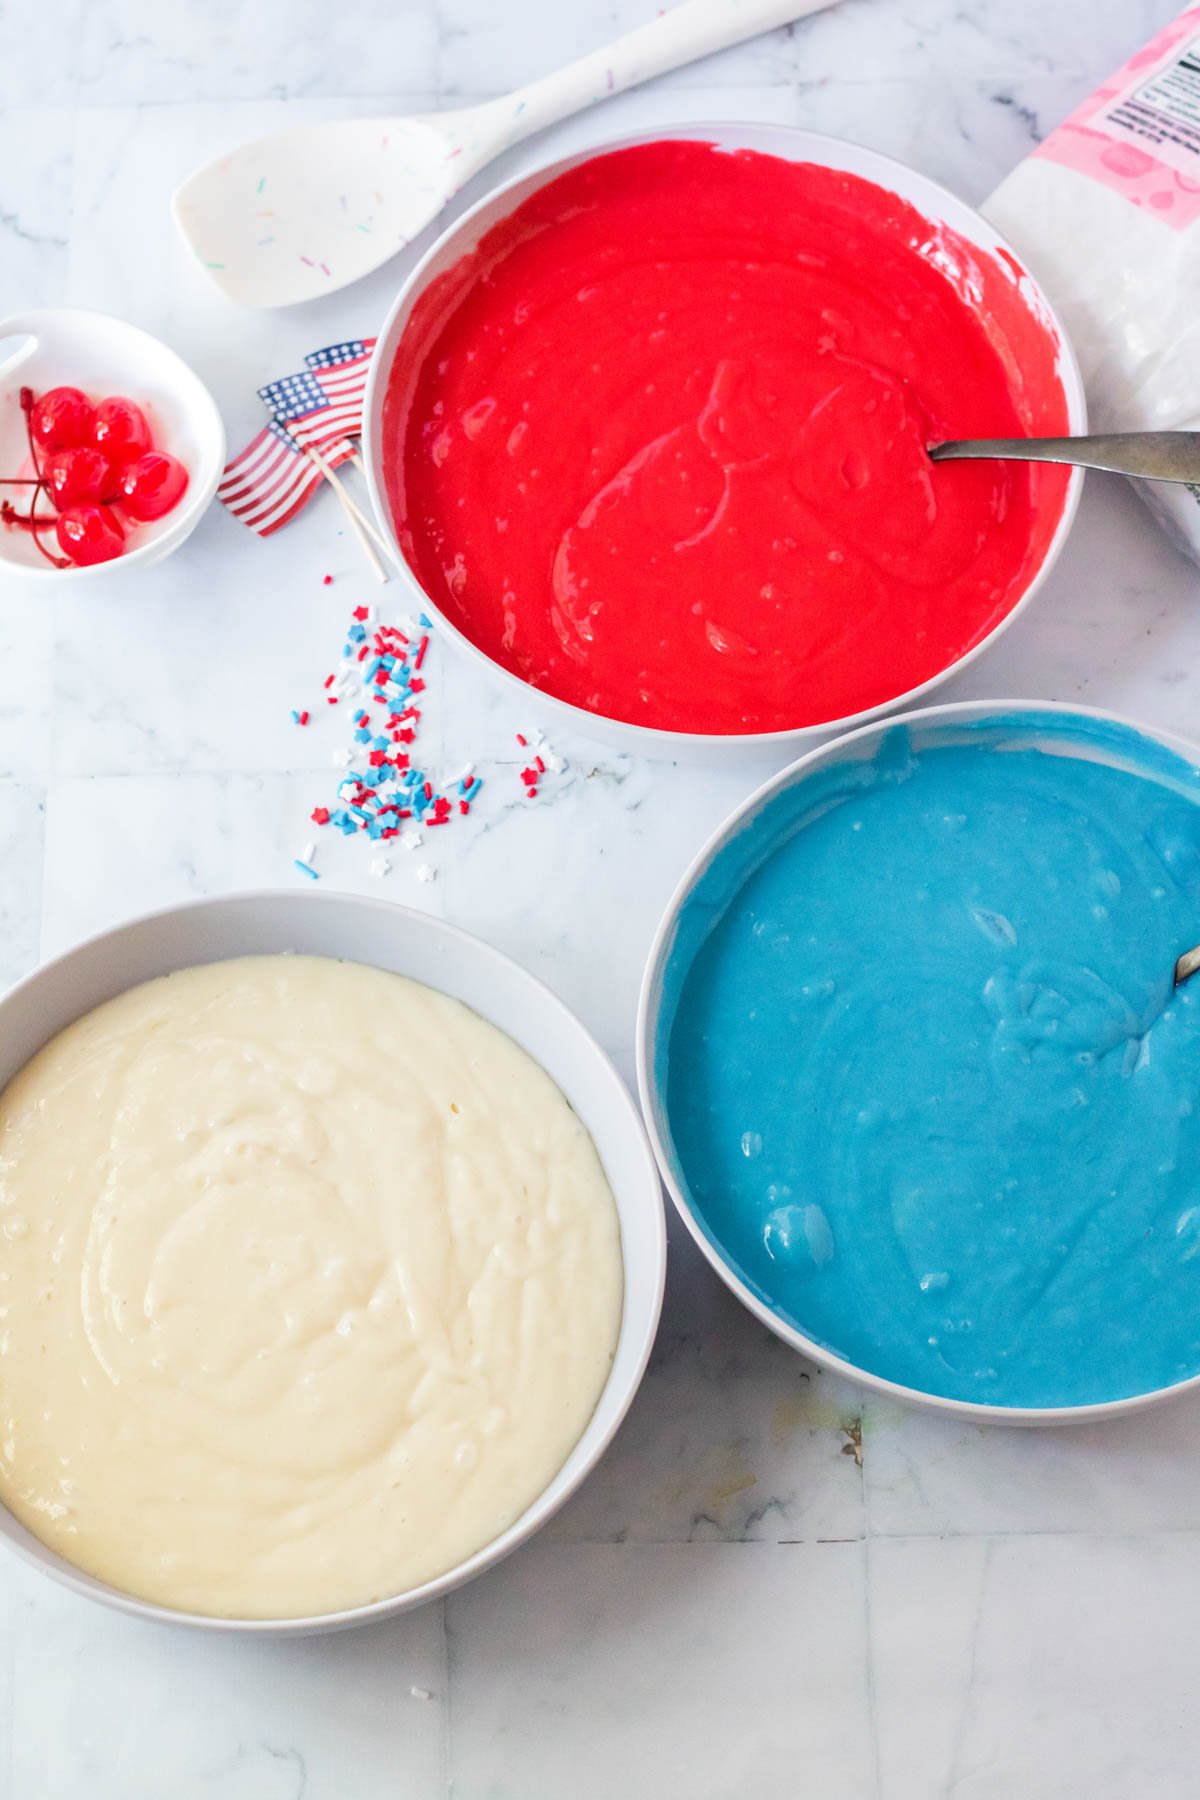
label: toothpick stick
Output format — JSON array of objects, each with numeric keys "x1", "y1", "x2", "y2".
[
  {"x1": 304, "y1": 446, "x2": 386, "y2": 582},
  {"x1": 347, "y1": 453, "x2": 403, "y2": 566},
  {"x1": 306, "y1": 442, "x2": 396, "y2": 564}
]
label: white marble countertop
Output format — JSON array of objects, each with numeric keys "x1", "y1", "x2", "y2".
[{"x1": 4, "y1": 1, "x2": 1200, "y2": 1793}]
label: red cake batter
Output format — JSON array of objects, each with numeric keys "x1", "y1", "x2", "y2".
[{"x1": 384, "y1": 141, "x2": 1070, "y2": 735}]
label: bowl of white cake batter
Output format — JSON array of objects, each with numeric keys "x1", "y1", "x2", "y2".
[{"x1": 0, "y1": 891, "x2": 665, "y2": 1634}]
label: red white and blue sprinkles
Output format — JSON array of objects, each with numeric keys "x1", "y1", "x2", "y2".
[
  {"x1": 292, "y1": 584, "x2": 569, "y2": 882},
  {"x1": 317, "y1": 606, "x2": 474, "y2": 844}
]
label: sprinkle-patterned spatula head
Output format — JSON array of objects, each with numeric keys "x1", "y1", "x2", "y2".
[
  {"x1": 173, "y1": 115, "x2": 465, "y2": 310},
  {"x1": 171, "y1": 0, "x2": 843, "y2": 309}
]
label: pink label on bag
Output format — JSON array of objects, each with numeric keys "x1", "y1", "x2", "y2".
[{"x1": 1036, "y1": 7, "x2": 1200, "y2": 229}]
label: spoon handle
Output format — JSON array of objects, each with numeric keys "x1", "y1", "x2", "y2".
[
  {"x1": 929, "y1": 431, "x2": 1200, "y2": 485},
  {"x1": 495, "y1": 0, "x2": 840, "y2": 145},
  {"x1": 1176, "y1": 944, "x2": 1200, "y2": 987}
]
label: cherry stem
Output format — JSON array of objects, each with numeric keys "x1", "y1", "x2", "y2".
[
  {"x1": 14, "y1": 387, "x2": 69, "y2": 567},
  {"x1": 0, "y1": 501, "x2": 69, "y2": 567}
]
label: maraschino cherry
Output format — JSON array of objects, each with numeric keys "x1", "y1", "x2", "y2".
[
  {"x1": 43, "y1": 447, "x2": 119, "y2": 509},
  {"x1": 29, "y1": 387, "x2": 94, "y2": 454},
  {"x1": 90, "y1": 396, "x2": 152, "y2": 464},
  {"x1": 118, "y1": 450, "x2": 188, "y2": 521},
  {"x1": 3, "y1": 383, "x2": 188, "y2": 568},
  {"x1": 55, "y1": 505, "x2": 125, "y2": 566}
]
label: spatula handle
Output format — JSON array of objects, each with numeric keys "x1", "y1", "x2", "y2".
[{"x1": 498, "y1": 0, "x2": 839, "y2": 143}]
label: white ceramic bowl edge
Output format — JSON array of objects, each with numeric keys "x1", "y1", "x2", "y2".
[
  {"x1": 0, "y1": 890, "x2": 665, "y2": 1632},
  {"x1": 363, "y1": 122, "x2": 1087, "y2": 764},
  {"x1": 636, "y1": 698, "x2": 1200, "y2": 1427},
  {"x1": 0, "y1": 308, "x2": 224, "y2": 583}
]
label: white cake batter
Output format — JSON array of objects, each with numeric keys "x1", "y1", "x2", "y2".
[{"x1": 0, "y1": 955, "x2": 623, "y2": 1618}]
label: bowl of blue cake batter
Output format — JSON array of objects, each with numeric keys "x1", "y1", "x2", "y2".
[{"x1": 638, "y1": 701, "x2": 1200, "y2": 1421}]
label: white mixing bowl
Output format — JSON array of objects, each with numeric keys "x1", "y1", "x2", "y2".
[
  {"x1": 638, "y1": 699, "x2": 1200, "y2": 1426},
  {"x1": 0, "y1": 308, "x2": 224, "y2": 582},
  {"x1": 363, "y1": 123, "x2": 1087, "y2": 762},
  {"x1": 0, "y1": 890, "x2": 665, "y2": 1632}
]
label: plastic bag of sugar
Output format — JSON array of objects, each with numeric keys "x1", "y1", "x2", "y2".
[{"x1": 984, "y1": 7, "x2": 1200, "y2": 565}]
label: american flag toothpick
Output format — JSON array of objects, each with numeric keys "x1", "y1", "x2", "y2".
[
  {"x1": 307, "y1": 338, "x2": 378, "y2": 484},
  {"x1": 217, "y1": 418, "x2": 355, "y2": 537},
  {"x1": 257, "y1": 368, "x2": 366, "y2": 456},
  {"x1": 306, "y1": 338, "x2": 377, "y2": 413},
  {"x1": 218, "y1": 337, "x2": 392, "y2": 578}
]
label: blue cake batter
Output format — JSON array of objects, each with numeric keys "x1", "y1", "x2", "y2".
[{"x1": 660, "y1": 714, "x2": 1200, "y2": 1407}]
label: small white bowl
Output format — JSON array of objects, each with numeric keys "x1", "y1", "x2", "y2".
[
  {"x1": 638, "y1": 698, "x2": 1200, "y2": 1426},
  {"x1": 363, "y1": 123, "x2": 1087, "y2": 764},
  {"x1": 0, "y1": 308, "x2": 224, "y2": 582},
  {"x1": 0, "y1": 890, "x2": 665, "y2": 1632}
]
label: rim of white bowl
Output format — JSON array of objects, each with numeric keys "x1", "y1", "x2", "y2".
[
  {"x1": 636, "y1": 697, "x2": 1200, "y2": 1426},
  {"x1": 0, "y1": 888, "x2": 666, "y2": 1632},
  {"x1": 362, "y1": 122, "x2": 1088, "y2": 760},
  {"x1": 0, "y1": 306, "x2": 225, "y2": 584}
]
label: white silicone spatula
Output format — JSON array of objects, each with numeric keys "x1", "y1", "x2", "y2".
[{"x1": 172, "y1": 0, "x2": 841, "y2": 309}]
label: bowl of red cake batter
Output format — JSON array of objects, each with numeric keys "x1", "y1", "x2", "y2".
[{"x1": 364, "y1": 124, "x2": 1085, "y2": 758}]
